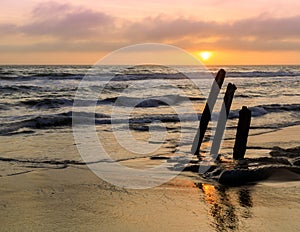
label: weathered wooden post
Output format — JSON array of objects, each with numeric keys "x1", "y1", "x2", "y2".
[
  {"x1": 233, "y1": 106, "x2": 251, "y2": 160},
  {"x1": 191, "y1": 69, "x2": 226, "y2": 157},
  {"x1": 210, "y1": 83, "x2": 237, "y2": 157}
]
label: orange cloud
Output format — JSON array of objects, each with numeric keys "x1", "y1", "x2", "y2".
[{"x1": 0, "y1": 1, "x2": 300, "y2": 64}]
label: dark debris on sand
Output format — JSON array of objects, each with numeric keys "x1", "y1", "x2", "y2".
[{"x1": 173, "y1": 146, "x2": 300, "y2": 186}]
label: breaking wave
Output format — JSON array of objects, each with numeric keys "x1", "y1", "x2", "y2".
[{"x1": 229, "y1": 104, "x2": 300, "y2": 119}]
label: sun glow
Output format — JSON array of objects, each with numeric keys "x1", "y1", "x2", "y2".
[{"x1": 199, "y1": 51, "x2": 212, "y2": 61}]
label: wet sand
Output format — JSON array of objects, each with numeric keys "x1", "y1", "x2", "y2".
[
  {"x1": 0, "y1": 126, "x2": 299, "y2": 231},
  {"x1": 1, "y1": 166, "x2": 299, "y2": 231},
  {"x1": 0, "y1": 167, "x2": 210, "y2": 231}
]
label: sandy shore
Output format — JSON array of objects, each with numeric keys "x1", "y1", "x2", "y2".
[
  {"x1": 1, "y1": 167, "x2": 300, "y2": 231},
  {"x1": 248, "y1": 125, "x2": 300, "y2": 149},
  {"x1": 0, "y1": 126, "x2": 299, "y2": 231},
  {"x1": 0, "y1": 167, "x2": 210, "y2": 231}
]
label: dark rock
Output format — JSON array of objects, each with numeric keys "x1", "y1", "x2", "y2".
[
  {"x1": 293, "y1": 158, "x2": 300, "y2": 166},
  {"x1": 270, "y1": 146, "x2": 300, "y2": 158}
]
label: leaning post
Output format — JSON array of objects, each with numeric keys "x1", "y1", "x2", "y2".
[
  {"x1": 191, "y1": 69, "x2": 226, "y2": 157},
  {"x1": 210, "y1": 83, "x2": 237, "y2": 158}
]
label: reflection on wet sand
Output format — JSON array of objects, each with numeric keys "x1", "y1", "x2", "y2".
[
  {"x1": 199, "y1": 183, "x2": 253, "y2": 231},
  {"x1": 238, "y1": 188, "x2": 252, "y2": 219}
]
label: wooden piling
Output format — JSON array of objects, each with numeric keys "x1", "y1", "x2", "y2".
[
  {"x1": 233, "y1": 106, "x2": 252, "y2": 160},
  {"x1": 210, "y1": 83, "x2": 237, "y2": 156},
  {"x1": 191, "y1": 69, "x2": 226, "y2": 156}
]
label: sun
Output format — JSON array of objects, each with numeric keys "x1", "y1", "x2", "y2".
[{"x1": 199, "y1": 51, "x2": 212, "y2": 61}]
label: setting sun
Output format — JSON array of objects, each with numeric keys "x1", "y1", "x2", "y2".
[{"x1": 199, "y1": 51, "x2": 212, "y2": 61}]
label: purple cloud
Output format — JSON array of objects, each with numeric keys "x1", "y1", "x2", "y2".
[
  {"x1": 20, "y1": 1, "x2": 115, "y2": 39},
  {"x1": 230, "y1": 15, "x2": 300, "y2": 39},
  {"x1": 124, "y1": 14, "x2": 300, "y2": 41},
  {"x1": 0, "y1": 1, "x2": 299, "y2": 53}
]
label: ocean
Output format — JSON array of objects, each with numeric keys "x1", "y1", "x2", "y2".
[{"x1": 0, "y1": 65, "x2": 299, "y2": 176}]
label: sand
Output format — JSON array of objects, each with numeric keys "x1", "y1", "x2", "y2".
[
  {"x1": 0, "y1": 167, "x2": 210, "y2": 231},
  {"x1": 1, "y1": 166, "x2": 299, "y2": 231},
  {"x1": 0, "y1": 126, "x2": 300, "y2": 231},
  {"x1": 248, "y1": 125, "x2": 300, "y2": 149}
]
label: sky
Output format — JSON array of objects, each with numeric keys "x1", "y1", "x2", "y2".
[{"x1": 1, "y1": 0, "x2": 300, "y2": 65}]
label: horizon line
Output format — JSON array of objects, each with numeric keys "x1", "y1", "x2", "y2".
[{"x1": 1, "y1": 63, "x2": 300, "y2": 66}]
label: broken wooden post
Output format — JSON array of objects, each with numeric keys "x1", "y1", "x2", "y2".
[
  {"x1": 233, "y1": 106, "x2": 251, "y2": 160},
  {"x1": 191, "y1": 69, "x2": 226, "y2": 156},
  {"x1": 210, "y1": 83, "x2": 237, "y2": 157}
]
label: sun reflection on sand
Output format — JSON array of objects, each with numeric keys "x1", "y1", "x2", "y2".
[
  {"x1": 202, "y1": 183, "x2": 218, "y2": 204},
  {"x1": 199, "y1": 183, "x2": 253, "y2": 231}
]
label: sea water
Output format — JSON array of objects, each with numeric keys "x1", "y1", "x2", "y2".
[{"x1": 0, "y1": 65, "x2": 299, "y2": 175}]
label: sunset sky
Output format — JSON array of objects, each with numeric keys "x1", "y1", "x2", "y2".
[{"x1": 1, "y1": 0, "x2": 300, "y2": 65}]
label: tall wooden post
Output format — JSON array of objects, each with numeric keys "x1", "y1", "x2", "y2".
[
  {"x1": 233, "y1": 106, "x2": 251, "y2": 160},
  {"x1": 191, "y1": 69, "x2": 226, "y2": 156},
  {"x1": 210, "y1": 83, "x2": 237, "y2": 157}
]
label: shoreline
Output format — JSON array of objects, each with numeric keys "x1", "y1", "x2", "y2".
[
  {"x1": 0, "y1": 125, "x2": 299, "y2": 231},
  {"x1": 1, "y1": 165, "x2": 299, "y2": 231}
]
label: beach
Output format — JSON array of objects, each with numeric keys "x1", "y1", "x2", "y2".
[
  {"x1": 0, "y1": 65, "x2": 299, "y2": 231},
  {"x1": 1, "y1": 124, "x2": 300, "y2": 231},
  {"x1": 1, "y1": 160, "x2": 299, "y2": 232}
]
